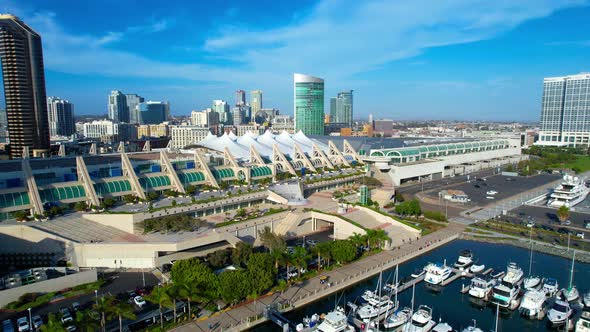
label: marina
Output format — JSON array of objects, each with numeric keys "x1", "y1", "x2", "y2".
[{"x1": 251, "y1": 240, "x2": 590, "y2": 332}]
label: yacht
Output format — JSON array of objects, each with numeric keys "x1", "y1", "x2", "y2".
[
  {"x1": 561, "y1": 251, "x2": 580, "y2": 303},
  {"x1": 523, "y1": 276, "x2": 542, "y2": 291},
  {"x1": 547, "y1": 299, "x2": 573, "y2": 326},
  {"x1": 576, "y1": 310, "x2": 590, "y2": 332},
  {"x1": 469, "y1": 264, "x2": 485, "y2": 274},
  {"x1": 296, "y1": 313, "x2": 321, "y2": 331},
  {"x1": 468, "y1": 275, "x2": 496, "y2": 299},
  {"x1": 356, "y1": 294, "x2": 394, "y2": 320},
  {"x1": 542, "y1": 278, "x2": 559, "y2": 297},
  {"x1": 519, "y1": 289, "x2": 546, "y2": 318},
  {"x1": 584, "y1": 292, "x2": 590, "y2": 308},
  {"x1": 454, "y1": 250, "x2": 474, "y2": 270},
  {"x1": 491, "y1": 262, "x2": 524, "y2": 308},
  {"x1": 402, "y1": 305, "x2": 436, "y2": 332},
  {"x1": 315, "y1": 308, "x2": 355, "y2": 332},
  {"x1": 424, "y1": 261, "x2": 453, "y2": 285},
  {"x1": 548, "y1": 174, "x2": 590, "y2": 208},
  {"x1": 432, "y1": 321, "x2": 453, "y2": 332},
  {"x1": 383, "y1": 307, "x2": 412, "y2": 329},
  {"x1": 411, "y1": 267, "x2": 426, "y2": 278}
]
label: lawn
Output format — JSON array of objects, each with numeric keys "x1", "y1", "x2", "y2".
[{"x1": 559, "y1": 155, "x2": 590, "y2": 173}]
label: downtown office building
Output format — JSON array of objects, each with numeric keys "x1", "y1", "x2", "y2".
[
  {"x1": 538, "y1": 72, "x2": 590, "y2": 147},
  {"x1": 294, "y1": 73, "x2": 324, "y2": 136}
]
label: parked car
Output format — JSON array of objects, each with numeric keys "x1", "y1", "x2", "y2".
[
  {"x1": 133, "y1": 296, "x2": 146, "y2": 308},
  {"x1": 16, "y1": 317, "x2": 29, "y2": 332},
  {"x1": 59, "y1": 308, "x2": 73, "y2": 323},
  {"x1": 65, "y1": 325, "x2": 76, "y2": 331},
  {"x1": 31, "y1": 316, "x2": 42, "y2": 330},
  {"x1": 306, "y1": 239, "x2": 318, "y2": 246},
  {"x1": 564, "y1": 220, "x2": 572, "y2": 226},
  {"x1": 71, "y1": 302, "x2": 81, "y2": 312},
  {"x1": 577, "y1": 232, "x2": 585, "y2": 239},
  {"x1": 2, "y1": 319, "x2": 14, "y2": 332}
]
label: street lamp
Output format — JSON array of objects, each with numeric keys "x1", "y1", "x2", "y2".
[
  {"x1": 27, "y1": 308, "x2": 32, "y2": 330},
  {"x1": 94, "y1": 289, "x2": 98, "y2": 305}
]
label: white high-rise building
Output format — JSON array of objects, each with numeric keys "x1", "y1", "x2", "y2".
[
  {"x1": 170, "y1": 126, "x2": 212, "y2": 149},
  {"x1": 83, "y1": 120, "x2": 136, "y2": 141},
  {"x1": 126, "y1": 94, "x2": 145, "y2": 124},
  {"x1": 212, "y1": 100, "x2": 230, "y2": 124},
  {"x1": 47, "y1": 97, "x2": 75, "y2": 137},
  {"x1": 538, "y1": 73, "x2": 590, "y2": 147},
  {"x1": 191, "y1": 109, "x2": 219, "y2": 127}
]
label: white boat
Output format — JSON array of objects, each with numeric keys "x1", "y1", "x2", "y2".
[
  {"x1": 315, "y1": 307, "x2": 355, "y2": 332},
  {"x1": 469, "y1": 264, "x2": 485, "y2": 274},
  {"x1": 383, "y1": 307, "x2": 411, "y2": 329},
  {"x1": 547, "y1": 299, "x2": 573, "y2": 326},
  {"x1": 461, "y1": 320, "x2": 484, "y2": 332},
  {"x1": 454, "y1": 250, "x2": 474, "y2": 270},
  {"x1": 432, "y1": 321, "x2": 453, "y2": 332},
  {"x1": 575, "y1": 310, "x2": 590, "y2": 332},
  {"x1": 357, "y1": 271, "x2": 394, "y2": 320},
  {"x1": 468, "y1": 276, "x2": 496, "y2": 299},
  {"x1": 518, "y1": 289, "x2": 546, "y2": 318},
  {"x1": 523, "y1": 276, "x2": 541, "y2": 290},
  {"x1": 542, "y1": 278, "x2": 559, "y2": 297},
  {"x1": 486, "y1": 190, "x2": 498, "y2": 195},
  {"x1": 411, "y1": 267, "x2": 426, "y2": 278},
  {"x1": 548, "y1": 174, "x2": 590, "y2": 208},
  {"x1": 584, "y1": 292, "x2": 590, "y2": 308},
  {"x1": 424, "y1": 261, "x2": 453, "y2": 285},
  {"x1": 561, "y1": 251, "x2": 580, "y2": 303},
  {"x1": 402, "y1": 305, "x2": 436, "y2": 332},
  {"x1": 491, "y1": 262, "x2": 524, "y2": 308},
  {"x1": 296, "y1": 313, "x2": 321, "y2": 331}
]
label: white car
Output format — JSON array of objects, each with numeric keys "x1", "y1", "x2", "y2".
[
  {"x1": 59, "y1": 308, "x2": 73, "y2": 323},
  {"x1": 134, "y1": 295, "x2": 146, "y2": 307},
  {"x1": 32, "y1": 315, "x2": 43, "y2": 329},
  {"x1": 16, "y1": 317, "x2": 29, "y2": 332}
]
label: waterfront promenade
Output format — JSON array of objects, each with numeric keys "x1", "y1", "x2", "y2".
[{"x1": 172, "y1": 223, "x2": 464, "y2": 332}]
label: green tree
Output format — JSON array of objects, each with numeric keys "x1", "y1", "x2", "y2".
[
  {"x1": 14, "y1": 210, "x2": 29, "y2": 221},
  {"x1": 313, "y1": 241, "x2": 332, "y2": 271},
  {"x1": 40, "y1": 314, "x2": 67, "y2": 332},
  {"x1": 218, "y1": 269, "x2": 251, "y2": 303},
  {"x1": 75, "y1": 309, "x2": 100, "y2": 332},
  {"x1": 258, "y1": 226, "x2": 286, "y2": 268},
  {"x1": 74, "y1": 201, "x2": 88, "y2": 212},
  {"x1": 208, "y1": 249, "x2": 230, "y2": 269},
  {"x1": 110, "y1": 300, "x2": 136, "y2": 332},
  {"x1": 186, "y1": 185, "x2": 197, "y2": 195},
  {"x1": 235, "y1": 208, "x2": 247, "y2": 218},
  {"x1": 122, "y1": 194, "x2": 137, "y2": 204},
  {"x1": 101, "y1": 197, "x2": 116, "y2": 209},
  {"x1": 349, "y1": 232, "x2": 364, "y2": 249},
  {"x1": 330, "y1": 240, "x2": 357, "y2": 264},
  {"x1": 177, "y1": 282, "x2": 201, "y2": 319},
  {"x1": 170, "y1": 258, "x2": 219, "y2": 300},
  {"x1": 290, "y1": 246, "x2": 310, "y2": 278},
  {"x1": 247, "y1": 253, "x2": 276, "y2": 295},
  {"x1": 557, "y1": 205, "x2": 570, "y2": 223},
  {"x1": 165, "y1": 284, "x2": 179, "y2": 322},
  {"x1": 231, "y1": 242, "x2": 253, "y2": 266},
  {"x1": 145, "y1": 285, "x2": 172, "y2": 329},
  {"x1": 93, "y1": 295, "x2": 115, "y2": 332}
]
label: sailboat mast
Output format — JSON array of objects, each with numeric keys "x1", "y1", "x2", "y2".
[
  {"x1": 394, "y1": 264, "x2": 399, "y2": 307},
  {"x1": 569, "y1": 251, "x2": 576, "y2": 289},
  {"x1": 528, "y1": 229, "x2": 533, "y2": 276},
  {"x1": 494, "y1": 303, "x2": 499, "y2": 332},
  {"x1": 411, "y1": 282, "x2": 415, "y2": 313}
]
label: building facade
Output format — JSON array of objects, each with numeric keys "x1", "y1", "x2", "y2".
[
  {"x1": 137, "y1": 124, "x2": 169, "y2": 139},
  {"x1": 250, "y1": 90, "x2": 263, "y2": 115},
  {"x1": 83, "y1": 120, "x2": 137, "y2": 142},
  {"x1": 170, "y1": 126, "x2": 212, "y2": 149},
  {"x1": 126, "y1": 94, "x2": 145, "y2": 124},
  {"x1": 0, "y1": 14, "x2": 51, "y2": 158},
  {"x1": 330, "y1": 90, "x2": 353, "y2": 127},
  {"x1": 138, "y1": 101, "x2": 167, "y2": 125},
  {"x1": 212, "y1": 100, "x2": 230, "y2": 124},
  {"x1": 235, "y1": 89, "x2": 246, "y2": 106},
  {"x1": 191, "y1": 109, "x2": 220, "y2": 127},
  {"x1": 108, "y1": 91, "x2": 128, "y2": 123},
  {"x1": 47, "y1": 97, "x2": 75, "y2": 137},
  {"x1": 373, "y1": 119, "x2": 394, "y2": 137},
  {"x1": 294, "y1": 73, "x2": 324, "y2": 135},
  {"x1": 538, "y1": 73, "x2": 590, "y2": 147}
]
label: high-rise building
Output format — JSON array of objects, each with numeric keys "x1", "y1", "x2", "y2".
[
  {"x1": 137, "y1": 101, "x2": 167, "y2": 124},
  {"x1": 359, "y1": 185, "x2": 369, "y2": 205},
  {"x1": 126, "y1": 94, "x2": 145, "y2": 124},
  {"x1": 83, "y1": 120, "x2": 137, "y2": 141},
  {"x1": 212, "y1": 100, "x2": 230, "y2": 124},
  {"x1": 331, "y1": 90, "x2": 353, "y2": 127},
  {"x1": 108, "y1": 91, "x2": 128, "y2": 123},
  {"x1": 0, "y1": 14, "x2": 50, "y2": 158},
  {"x1": 294, "y1": 73, "x2": 324, "y2": 135},
  {"x1": 538, "y1": 73, "x2": 590, "y2": 147},
  {"x1": 329, "y1": 98, "x2": 337, "y2": 123},
  {"x1": 250, "y1": 90, "x2": 263, "y2": 115},
  {"x1": 170, "y1": 126, "x2": 211, "y2": 149},
  {"x1": 47, "y1": 97, "x2": 75, "y2": 137},
  {"x1": 235, "y1": 90, "x2": 246, "y2": 106},
  {"x1": 137, "y1": 124, "x2": 169, "y2": 139},
  {"x1": 191, "y1": 109, "x2": 220, "y2": 127},
  {"x1": 232, "y1": 107, "x2": 244, "y2": 125}
]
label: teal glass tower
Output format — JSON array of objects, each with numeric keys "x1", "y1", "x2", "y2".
[{"x1": 294, "y1": 73, "x2": 324, "y2": 135}]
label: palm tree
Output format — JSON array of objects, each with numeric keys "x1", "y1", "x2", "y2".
[
  {"x1": 93, "y1": 295, "x2": 115, "y2": 332},
  {"x1": 177, "y1": 282, "x2": 201, "y2": 319},
  {"x1": 314, "y1": 241, "x2": 332, "y2": 270},
  {"x1": 291, "y1": 246, "x2": 310, "y2": 278},
  {"x1": 110, "y1": 299, "x2": 136, "y2": 332},
  {"x1": 372, "y1": 229, "x2": 390, "y2": 249},
  {"x1": 349, "y1": 232, "x2": 364, "y2": 249},
  {"x1": 557, "y1": 205, "x2": 570, "y2": 224},
  {"x1": 76, "y1": 309, "x2": 100, "y2": 332},
  {"x1": 146, "y1": 285, "x2": 172, "y2": 329},
  {"x1": 165, "y1": 284, "x2": 179, "y2": 322},
  {"x1": 40, "y1": 314, "x2": 67, "y2": 332}
]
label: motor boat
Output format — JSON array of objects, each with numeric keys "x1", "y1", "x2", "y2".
[
  {"x1": 547, "y1": 299, "x2": 573, "y2": 326},
  {"x1": 523, "y1": 276, "x2": 542, "y2": 290},
  {"x1": 542, "y1": 278, "x2": 559, "y2": 297},
  {"x1": 584, "y1": 292, "x2": 590, "y2": 308},
  {"x1": 575, "y1": 310, "x2": 590, "y2": 332},
  {"x1": 432, "y1": 321, "x2": 453, "y2": 332},
  {"x1": 296, "y1": 313, "x2": 320, "y2": 331},
  {"x1": 519, "y1": 289, "x2": 546, "y2": 318},
  {"x1": 411, "y1": 267, "x2": 426, "y2": 278},
  {"x1": 491, "y1": 262, "x2": 524, "y2": 309},
  {"x1": 315, "y1": 307, "x2": 355, "y2": 332},
  {"x1": 383, "y1": 281, "x2": 400, "y2": 293},
  {"x1": 461, "y1": 320, "x2": 484, "y2": 332},
  {"x1": 454, "y1": 250, "x2": 474, "y2": 270},
  {"x1": 356, "y1": 294, "x2": 394, "y2": 320},
  {"x1": 490, "y1": 269, "x2": 504, "y2": 279},
  {"x1": 468, "y1": 276, "x2": 496, "y2": 299},
  {"x1": 424, "y1": 261, "x2": 453, "y2": 285},
  {"x1": 402, "y1": 305, "x2": 436, "y2": 332},
  {"x1": 383, "y1": 307, "x2": 412, "y2": 329},
  {"x1": 548, "y1": 174, "x2": 590, "y2": 208},
  {"x1": 561, "y1": 251, "x2": 580, "y2": 303},
  {"x1": 469, "y1": 264, "x2": 485, "y2": 274}
]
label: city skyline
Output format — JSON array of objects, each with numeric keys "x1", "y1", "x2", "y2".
[{"x1": 1, "y1": 1, "x2": 589, "y2": 121}]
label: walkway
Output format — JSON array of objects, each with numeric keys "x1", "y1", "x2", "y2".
[{"x1": 171, "y1": 224, "x2": 464, "y2": 332}]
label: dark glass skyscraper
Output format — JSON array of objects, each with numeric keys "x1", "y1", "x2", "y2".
[
  {"x1": 294, "y1": 73, "x2": 324, "y2": 135},
  {"x1": 0, "y1": 14, "x2": 50, "y2": 158}
]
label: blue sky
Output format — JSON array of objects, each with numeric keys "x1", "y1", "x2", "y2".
[{"x1": 2, "y1": 0, "x2": 590, "y2": 121}]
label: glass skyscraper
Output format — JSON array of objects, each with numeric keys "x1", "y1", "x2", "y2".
[
  {"x1": 294, "y1": 73, "x2": 324, "y2": 135},
  {"x1": 0, "y1": 14, "x2": 50, "y2": 158},
  {"x1": 539, "y1": 73, "x2": 590, "y2": 147},
  {"x1": 330, "y1": 90, "x2": 353, "y2": 127}
]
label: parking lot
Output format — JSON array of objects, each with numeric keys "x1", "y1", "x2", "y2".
[
  {"x1": 511, "y1": 205, "x2": 590, "y2": 237},
  {"x1": 427, "y1": 173, "x2": 560, "y2": 207}
]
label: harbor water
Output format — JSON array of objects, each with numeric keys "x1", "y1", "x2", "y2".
[{"x1": 250, "y1": 239, "x2": 590, "y2": 331}]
